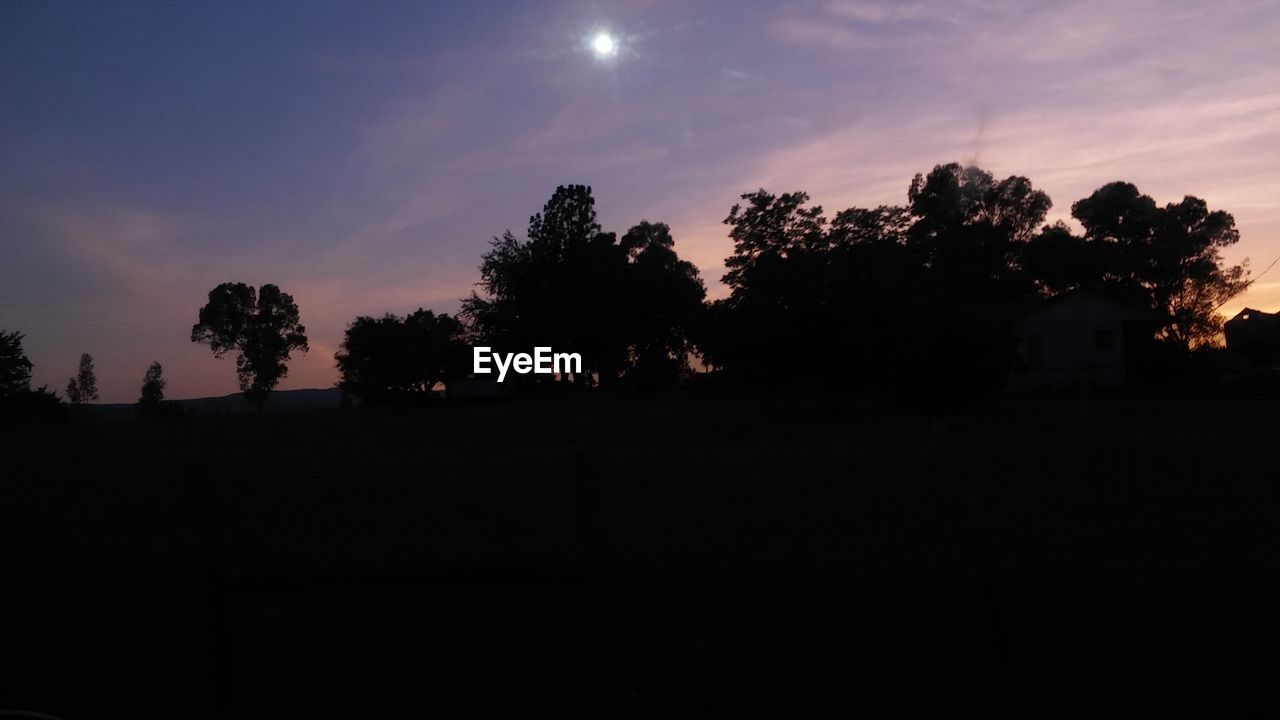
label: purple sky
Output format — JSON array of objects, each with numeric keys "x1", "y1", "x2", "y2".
[{"x1": 3, "y1": 0, "x2": 1279, "y2": 402}]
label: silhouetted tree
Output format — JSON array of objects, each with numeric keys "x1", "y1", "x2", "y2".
[
  {"x1": 708, "y1": 190, "x2": 831, "y2": 383},
  {"x1": 335, "y1": 309, "x2": 464, "y2": 403},
  {"x1": 191, "y1": 282, "x2": 309, "y2": 410},
  {"x1": 65, "y1": 353, "x2": 98, "y2": 404},
  {"x1": 137, "y1": 361, "x2": 166, "y2": 414},
  {"x1": 709, "y1": 189, "x2": 936, "y2": 390},
  {"x1": 464, "y1": 186, "x2": 704, "y2": 388},
  {"x1": 906, "y1": 163, "x2": 1049, "y2": 298},
  {"x1": 900, "y1": 164, "x2": 1053, "y2": 396},
  {"x1": 721, "y1": 190, "x2": 828, "y2": 292},
  {"x1": 570, "y1": 228, "x2": 632, "y2": 385},
  {"x1": 1022, "y1": 221, "x2": 1103, "y2": 295},
  {"x1": 1067, "y1": 182, "x2": 1247, "y2": 348},
  {"x1": 463, "y1": 185, "x2": 610, "y2": 383},
  {"x1": 0, "y1": 330, "x2": 34, "y2": 398},
  {"x1": 620, "y1": 221, "x2": 706, "y2": 387},
  {"x1": 709, "y1": 165, "x2": 1054, "y2": 399},
  {"x1": 823, "y1": 205, "x2": 919, "y2": 386},
  {"x1": 0, "y1": 330, "x2": 63, "y2": 420}
]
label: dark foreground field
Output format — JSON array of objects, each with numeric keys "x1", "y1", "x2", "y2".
[{"x1": 2, "y1": 390, "x2": 1278, "y2": 717}]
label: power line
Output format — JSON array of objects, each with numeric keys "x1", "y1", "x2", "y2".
[
  {"x1": 1213, "y1": 253, "x2": 1280, "y2": 312},
  {"x1": 1248, "y1": 254, "x2": 1280, "y2": 287}
]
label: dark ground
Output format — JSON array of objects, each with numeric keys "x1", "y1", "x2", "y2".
[{"x1": 2, "y1": 389, "x2": 1278, "y2": 717}]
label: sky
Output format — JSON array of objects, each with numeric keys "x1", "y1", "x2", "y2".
[{"x1": 2, "y1": 0, "x2": 1279, "y2": 402}]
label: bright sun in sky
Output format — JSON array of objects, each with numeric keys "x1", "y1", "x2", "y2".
[{"x1": 592, "y1": 32, "x2": 616, "y2": 56}]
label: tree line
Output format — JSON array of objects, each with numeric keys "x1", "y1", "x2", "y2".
[
  {"x1": 0, "y1": 332, "x2": 166, "y2": 418},
  {"x1": 0, "y1": 162, "x2": 1250, "y2": 414}
]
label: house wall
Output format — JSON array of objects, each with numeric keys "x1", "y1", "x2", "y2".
[{"x1": 1008, "y1": 295, "x2": 1135, "y2": 390}]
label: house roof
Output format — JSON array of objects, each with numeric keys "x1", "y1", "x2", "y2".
[
  {"x1": 1226, "y1": 307, "x2": 1279, "y2": 325},
  {"x1": 1014, "y1": 288, "x2": 1163, "y2": 325}
]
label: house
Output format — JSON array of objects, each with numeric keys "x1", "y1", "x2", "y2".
[
  {"x1": 1224, "y1": 308, "x2": 1280, "y2": 366},
  {"x1": 1008, "y1": 290, "x2": 1159, "y2": 391}
]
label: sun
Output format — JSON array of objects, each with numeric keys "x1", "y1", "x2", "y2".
[{"x1": 591, "y1": 32, "x2": 616, "y2": 57}]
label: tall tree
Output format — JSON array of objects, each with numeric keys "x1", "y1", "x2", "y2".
[
  {"x1": 464, "y1": 185, "x2": 605, "y2": 368},
  {"x1": 527, "y1": 183, "x2": 601, "y2": 260},
  {"x1": 906, "y1": 163, "x2": 1050, "y2": 298},
  {"x1": 900, "y1": 164, "x2": 1054, "y2": 396},
  {"x1": 709, "y1": 190, "x2": 831, "y2": 384},
  {"x1": 137, "y1": 361, "x2": 166, "y2": 413},
  {"x1": 619, "y1": 221, "x2": 706, "y2": 387},
  {"x1": 65, "y1": 353, "x2": 98, "y2": 404},
  {"x1": 463, "y1": 185, "x2": 625, "y2": 385},
  {"x1": 464, "y1": 187, "x2": 707, "y2": 389},
  {"x1": 191, "y1": 283, "x2": 309, "y2": 410},
  {"x1": 0, "y1": 330, "x2": 34, "y2": 398}
]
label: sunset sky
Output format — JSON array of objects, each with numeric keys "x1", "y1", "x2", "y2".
[{"x1": 3, "y1": 0, "x2": 1278, "y2": 402}]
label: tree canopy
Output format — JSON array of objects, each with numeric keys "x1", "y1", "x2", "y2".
[
  {"x1": 462, "y1": 185, "x2": 705, "y2": 389},
  {"x1": 335, "y1": 309, "x2": 465, "y2": 403},
  {"x1": 704, "y1": 164, "x2": 1248, "y2": 399},
  {"x1": 1066, "y1": 182, "x2": 1247, "y2": 347}
]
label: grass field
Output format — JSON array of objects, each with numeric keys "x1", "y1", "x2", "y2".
[{"x1": 3, "y1": 389, "x2": 1278, "y2": 717}]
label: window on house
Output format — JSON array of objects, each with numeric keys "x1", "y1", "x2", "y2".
[
  {"x1": 1095, "y1": 329, "x2": 1115, "y2": 350},
  {"x1": 1027, "y1": 334, "x2": 1043, "y2": 369}
]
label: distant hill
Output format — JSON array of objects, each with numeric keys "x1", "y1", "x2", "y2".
[{"x1": 89, "y1": 387, "x2": 343, "y2": 419}]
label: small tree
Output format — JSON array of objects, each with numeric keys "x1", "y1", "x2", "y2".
[
  {"x1": 65, "y1": 353, "x2": 99, "y2": 404},
  {"x1": 191, "y1": 283, "x2": 309, "y2": 410},
  {"x1": 137, "y1": 361, "x2": 166, "y2": 414}
]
